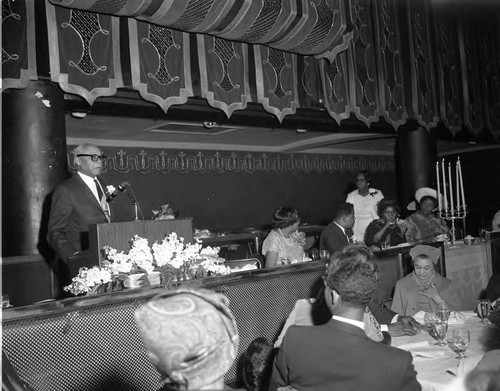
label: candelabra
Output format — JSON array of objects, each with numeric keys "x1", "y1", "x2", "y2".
[{"x1": 439, "y1": 206, "x2": 467, "y2": 247}]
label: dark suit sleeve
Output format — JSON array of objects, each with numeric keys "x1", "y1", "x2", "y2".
[
  {"x1": 399, "y1": 352, "x2": 422, "y2": 391},
  {"x1": 364, "y1": 221, "x2": 379, "y2": 247},
  {"x1": 368, "y1": 300, "x2": 397, "y2": 325},
  {"x1": 47, "y1": 185, "x2": 75, "y2": 262},
  {"x1": 320, "y1": 228, "x2": 347, "y2": 254},
  {"x1": 269, "y1": 330, "x2": 291, "y2": 391}
]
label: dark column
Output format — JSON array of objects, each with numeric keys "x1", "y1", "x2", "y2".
[
  {"x1": 395, "y1": 122, "x2": 437, "y2": 214},
  {"x1": 2, "y1": 80, "x2": 68, "y2": 256}
]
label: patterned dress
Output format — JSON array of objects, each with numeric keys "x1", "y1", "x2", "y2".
[{"x1": 262, "y1": 230, "x2": 305, "y2": 265}]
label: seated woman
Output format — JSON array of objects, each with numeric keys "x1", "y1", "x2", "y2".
[
  {"x1": 391, "y1": 244, "x2": 459, "y2": 316},
  {"x1": 364, "y1": 199, "x2": 406, "y2": 251},
  {"x1": 261, "y1": 206, "x2": 308, "y2": 267},
  {"x1": 403, "y1": 187, "x2": 449, "y2": 244}
]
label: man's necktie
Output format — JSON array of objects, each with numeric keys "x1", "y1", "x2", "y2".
[
  {"x1": 94, "y1": 178, "x2": 104, "y2": 202},
  {"x1": 94, "y1": 178, "x2": 111, "y2": 222},
  {"x1": 345, "y1": 228, "x2": 354, "y2": 243}
]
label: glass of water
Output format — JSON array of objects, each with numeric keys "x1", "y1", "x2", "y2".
[
  {"x1": 451, "y1": 328, "x2": 470, "y2": 359},
  {"x1": 477, "y1": 299, "x2": 491, "y2": 324}
]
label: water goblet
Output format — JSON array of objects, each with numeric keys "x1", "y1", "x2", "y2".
[
  {"x1": 437, "y1": 303, "x2": 451, "y2": 323},
  {"x1": 477, "y1": 299, "x2": 491, "y2": 324},
  {"x1": 451, "y1": 328, "x2": 470, "y2": 359},
  {"x1": 310, "y1": 248, "x2": 319, "y2": 261},
  {"x1": 431, "y1": 321, "x2": 448, "y2": 346}
]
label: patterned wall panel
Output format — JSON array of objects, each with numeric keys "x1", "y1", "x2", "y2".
[
  {"x1": 373, "y1": 0, "x2": 408, "y2": 128},
  {"x1": 45, "y1": 1, "x2": 124, "y2": 104},
  {"x1": 346, "y1": 0, "x2": 380, "y2": 125},
  {"x1": 128, "y1": 21, "x2": 193, "y2": 112},
  {"x1": 432, "y1": 5, "x2": 463, "y2": 133},
  {"x1": 197, "y1": 35, "x2": 251, "y2": 118},
  {"x1": 2, "y1": 0, "x2": 37, "y2": 89},
  {"x1": 406, "y1": 0, "x2": 439, "y2": 128},
  {"x1": 68, "y1": 149, "x2": 395, "y2": 176}
]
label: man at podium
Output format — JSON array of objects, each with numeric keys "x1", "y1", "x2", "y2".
[{"x1": 47, "y1": 144, "x2": 113, "y2": 294}]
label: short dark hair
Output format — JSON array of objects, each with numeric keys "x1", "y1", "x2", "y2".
[
  {"x1": 272, "y1": 206, "x2": 300, "y2": 229},
  {"x1": 356, "y1": 171, "x2": 372, "y2": 182},
  {"x1": 342, "y1": 244, "x2": 375, "y2": 263},
  {"x1": 324, "y1": 251, "x2": 378, "y2": 308},
  {"x1": 377, "y1": 198, "x2": 401, "y2": 217},
  {"x1": 333, "y1": 202, "x2": 354, "y2": 220}
]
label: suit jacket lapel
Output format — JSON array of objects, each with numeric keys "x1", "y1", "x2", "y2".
[{"x1": 74, "y1": 174, "x2": 108, "y2": 218}]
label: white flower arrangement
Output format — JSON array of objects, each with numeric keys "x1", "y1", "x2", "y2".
[{"x1": 64, "y1": 233, "x2": 231, "y2": 296}]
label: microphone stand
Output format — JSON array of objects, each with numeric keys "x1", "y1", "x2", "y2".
[{"x1": 124, "y1": 190, "x2": 139, "y2": 221}]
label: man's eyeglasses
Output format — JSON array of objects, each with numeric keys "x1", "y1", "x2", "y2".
[{"x1": 77, "y1": 154, "x2": 107, "y2": 162}]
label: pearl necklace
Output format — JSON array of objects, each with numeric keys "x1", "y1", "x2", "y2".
[
  {"x1": 278, "y1": 228, "x2": 294, "y2": 245},
  {"x1": 414, "y1": 273, "x2": 434, "y2": 291}
]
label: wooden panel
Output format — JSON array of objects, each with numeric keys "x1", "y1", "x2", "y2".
[{"x1": 88, "y1": 218, "x2": 193, "y2": 262}]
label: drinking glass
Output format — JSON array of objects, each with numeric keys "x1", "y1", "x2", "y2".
[
  {"x1": 310, "y1": 248, "x2": 319, "y2": 261},
  {"x1": 451, "y1": 328, "x2": 470, "y2": 359},
  {"x1": 431, "y1": 321, "x2": 448, "y2": 346},
  {"x1": 477, "y1": 299, "x2": 491, "y2": 324},
  {"x1": 319, "y1": 249, "x2": 330, "y2": 261},
  {"x1": 437, "y1": 303, "x2": 451, "y2": 322}
]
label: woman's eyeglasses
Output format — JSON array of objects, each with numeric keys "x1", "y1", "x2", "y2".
[{"x1": 77, "y1": 154, "x2": 107, "y2": 162}]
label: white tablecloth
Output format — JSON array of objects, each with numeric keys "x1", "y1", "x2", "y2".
[
  {"x1": 445, "y1": 242, "x2": 492, "y2": 310},
  {"x1": 392, "y1": 312, "x2": 497, "y2": 390}
]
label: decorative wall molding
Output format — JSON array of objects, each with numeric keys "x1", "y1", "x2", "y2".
[{"x1": 67, "y1": 147, "x2": 395, "y2": 175}]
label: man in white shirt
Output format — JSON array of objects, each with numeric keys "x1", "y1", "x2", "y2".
[{"x1": 270, "y1": 249, "x2": 421, "y2": 391}]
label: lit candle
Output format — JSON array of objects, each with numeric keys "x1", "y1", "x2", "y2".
[
  {"x1": 448, "y1": 162, "x2": 454, "y2": 214},
  {"x1": 458, "y1": 158, "x2": 466, "y2": 211},
  {"x1": 436, "y1": 161, "x2": 442, "y2": 213},
  {"x1": 455, "y1": 161, "x2": 460, "y2": 212},
  {"x1": 441, "y1": 159, "x2": 448, "y2": 211}
]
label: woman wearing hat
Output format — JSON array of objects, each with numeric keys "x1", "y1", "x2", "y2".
[
  {"x1": 364, "y1": 199, "x2": 406, "y2": 250},
  {"x1": 391, "y1": 245, "x2": 459, "y2": 316},
  {"x1": 403, "y1": 187, "x2": 449, "y2": 244}
]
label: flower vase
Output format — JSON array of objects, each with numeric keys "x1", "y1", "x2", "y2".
[
  {"x1": 148, "y1": 271, "x2": 161, "y2": 286},
  {"x1": 123, "y1": 273, "x2": 146, "y2": 289}
]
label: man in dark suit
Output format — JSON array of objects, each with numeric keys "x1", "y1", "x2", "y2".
[
  {"x1": 270, "y1": 249, "x2": 421, "y2": 391},
  {"x1": 319, "y1": 202, "x2": 355, "y2": 254},
  {"x1": 48, "y1": 144, "x2": 112, "y2": 292}
]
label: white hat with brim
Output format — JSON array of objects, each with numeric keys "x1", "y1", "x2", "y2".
[{"x1": 406, "y1": 187, "x2": 443, "y2": 210}]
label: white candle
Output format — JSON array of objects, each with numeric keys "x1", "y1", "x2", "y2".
[
  {"x1": 448, "y1": 162, "x2": 454, "y2": 214},
  {"x1": 436, "y1": 161, "x2": 442, "y2": 212},
  {"x1": 441, "y1": 159, "x2": 448, "y2": 211},
  {"x1": 455, "y1": 162, "x2": 460, "y2": 211},
  {"x1": 458, "y1": 158, "x2": 466, "y2": 211}
]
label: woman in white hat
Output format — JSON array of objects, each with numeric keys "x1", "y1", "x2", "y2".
[{"x1": 403, "y1": 187, "x2": 449, "y2": 244}]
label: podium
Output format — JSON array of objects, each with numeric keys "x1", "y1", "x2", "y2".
[{"x1": 88, "y1": 218, "x2": 194, "y2": 264}]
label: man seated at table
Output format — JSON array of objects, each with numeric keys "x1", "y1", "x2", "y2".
[
  {"x1": 273, "y1": 245, "x2": 420, "y2": 346},
  {"x1": 270, "y1": 250, "x2": 422, "y2": 391},
  {"x1": 319, "y1": 202, "x2": 356, "y2": 254}
]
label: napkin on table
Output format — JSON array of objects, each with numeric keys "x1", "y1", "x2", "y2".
[{"x1": 396, "y1": 341, "x2": 448, "y2": 359}]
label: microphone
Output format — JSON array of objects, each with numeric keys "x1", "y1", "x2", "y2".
[{"x1": 106, "y1": 181, "x2": 128, "y2": 202}]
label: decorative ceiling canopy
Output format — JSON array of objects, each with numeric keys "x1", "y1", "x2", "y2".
[{"x1": 48, "y1": 0, "x2": 353, "y2": 62}]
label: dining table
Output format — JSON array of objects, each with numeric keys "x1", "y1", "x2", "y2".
[{"x1": 392, "y1": 310, "x2": 500, "y2": 390}]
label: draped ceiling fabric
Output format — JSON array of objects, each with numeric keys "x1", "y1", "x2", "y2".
[
  {"x1": 2, "y1": 0, "x2": 37, "y2": 90},
  {"x1": 3, "y1": 0, "x2": 500, "y2": 136}
]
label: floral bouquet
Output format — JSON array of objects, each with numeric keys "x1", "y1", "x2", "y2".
[{"x1": 64, "y1": 233, "x2": 231, "y2": 296}]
